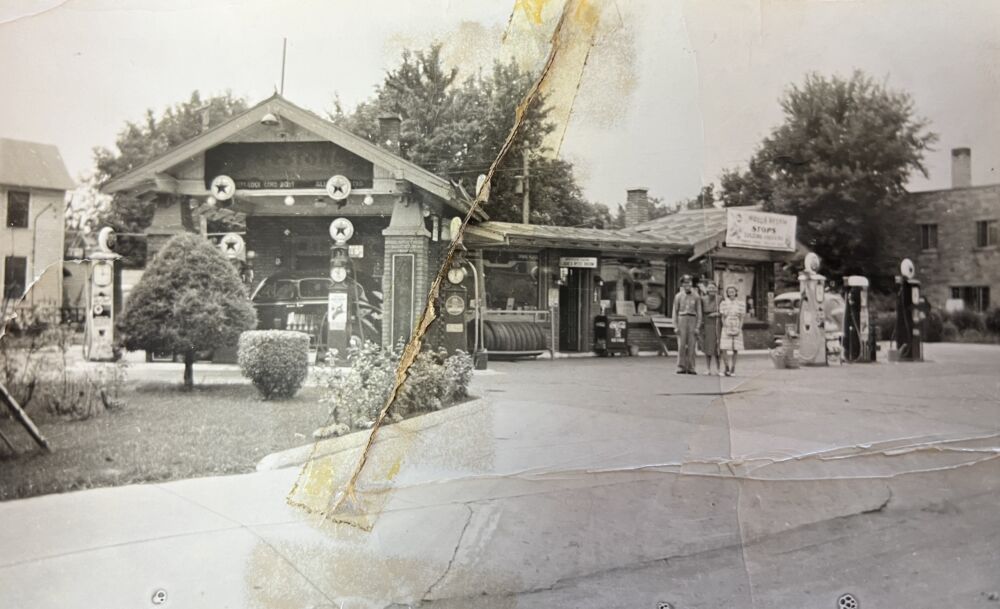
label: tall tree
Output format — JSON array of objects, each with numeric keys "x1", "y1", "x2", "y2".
[
  {"x1": 721, "y1": 71, "x2": 937, "y2": 277},
  {"x1": 91, "y1": 91, "x2": 248, "y2": 264},
  {"x1": 331, "y1": 45, "x2": 608, "y2": 227}
]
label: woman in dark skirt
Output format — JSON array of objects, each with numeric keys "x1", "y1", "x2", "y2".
[{"x1": 700, "y1": 281, "x2": 722, "y2": 375}]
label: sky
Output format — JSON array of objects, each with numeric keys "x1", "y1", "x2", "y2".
[{"x1": 1, "y1": 0, "x2": 997, "y2": 210}]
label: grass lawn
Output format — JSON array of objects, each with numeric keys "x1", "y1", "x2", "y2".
[{"x1": 0, "y1": 382, "x2": 330, "y2": 501}]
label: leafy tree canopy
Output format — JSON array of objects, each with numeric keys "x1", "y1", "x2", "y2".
[
  {"x1": 332, "y1": 44, "x2": 610, "y2": 227},
  {"x1": 87, "y1": 91, "x2": 249, "y2": 265},
  {"x1": 117, "y1": 233, "x2": 256, "y2": 387},
  {"x1": 717, "y1": 71, "x2": 937, "y2": 277}
]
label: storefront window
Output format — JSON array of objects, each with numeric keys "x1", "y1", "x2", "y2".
[
  {"x1": 714, "y1": 263, "x2": 762, "y2": 320},
  {"x1": 597, "y1": 258, "x2": 667, "y2": 316},
  {"x1": 483, "y1": 251, "x2": 540, "y2": 310}
]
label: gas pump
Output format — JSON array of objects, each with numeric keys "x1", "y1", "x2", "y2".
[
  {"x1": 325, "y1": 218, "x2": 355, "y2": 362},
  {"x1": 894, "y1": 258, "x2": 923, "y2": 362},
  {"x1": 440, "y1": 260, "x2": 470, "y2": 356},
  {"x1": 843, "y1": 275, "x2": 875, "y2": 363},
  {"x1": 796, "y1": 252, "x2": 827, "y2": 366},
  {"x1": 83, "y1": 227, "x2": 120, "y2": 362}
]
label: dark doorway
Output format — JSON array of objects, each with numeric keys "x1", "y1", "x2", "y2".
[{"x1": 558, "y1": 268, "x2": 589, "y2": 351}]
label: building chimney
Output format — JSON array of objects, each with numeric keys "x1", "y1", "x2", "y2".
[
  {"x1": 624, "y1": 187, "x2": 650, "y2": 227},
  {"x1": 377, "y1": 115, "x2": 402, "y2": 154},
  {"x1": 951, "y1": 147, "x2": 972, "y2": 189}
]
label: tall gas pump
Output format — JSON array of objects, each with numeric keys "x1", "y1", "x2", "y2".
[
  {"x1": 894, "y1": 258, "x2": 923, "y2": 362},
  {"x1": 440, "y1": 258, "x2": 470, "y2": 356},
  {"x1": 83, "y1": 227, "x2": 120, "y2": 362},
  {"x1": 325, "y1": 218, "x2": 355, "y2": 363},
  {"x1": 843, "y1": 275, "x2": 875, "y2": 363},
  {"x1": 797, "y1": 252, "x2": 827, "y2": 366}
]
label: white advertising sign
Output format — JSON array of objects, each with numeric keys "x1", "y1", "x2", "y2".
[
  {"x1": 328, "y1": 292, "x2": 348, "y2": 330},
  {"x1": 559, "y1": 256, "x2": 598, "y2": 269},
  {"x1": 725, "y1": 209, "x2": 796, "y2": 252}
]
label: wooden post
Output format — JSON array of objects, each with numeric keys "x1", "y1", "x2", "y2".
[{"x1": 0, "y1": 382, "x2": 50, "y2": 452}]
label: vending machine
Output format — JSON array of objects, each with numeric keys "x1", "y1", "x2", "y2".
[
  {"x1": 796, "y1": 253, "x2": 827, "y2": 366},
  {"x1": 894, "y1": 258, "x2": 923, "y2": 362},
  {"x1": 843, "y1": 275, "x2": 875, "y2": 363},
  {"x1": 83, "y1": 227, "x2": 120, "y2": 362}
]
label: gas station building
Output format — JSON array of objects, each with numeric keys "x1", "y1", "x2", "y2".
[{"x1": 102, "y1": 95, "x2": 803, "y2": 358}]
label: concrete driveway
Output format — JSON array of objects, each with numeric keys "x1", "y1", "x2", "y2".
[{"x1": 2, "y1": 344, "x2": 998, "y2": 608}]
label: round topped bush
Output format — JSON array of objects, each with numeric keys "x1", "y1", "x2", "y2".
[{"x1": 238, "y1": 330, "x2": 310, "y2": 399}]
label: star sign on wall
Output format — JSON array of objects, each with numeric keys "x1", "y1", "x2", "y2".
[{"x1": 210, "y1": 175, "x2": 236, "y2": 201}]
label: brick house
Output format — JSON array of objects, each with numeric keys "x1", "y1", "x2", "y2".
[
  {"x1": 1, "y1": 138, "x2": 74, "y2": 314},
  {"x1": 894, "y1": 148, "x2": 1000, "y2": 312}
]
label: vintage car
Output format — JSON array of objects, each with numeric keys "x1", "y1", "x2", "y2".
[
  {"x1": 250, "y1": 272, "x2": 382, "y2": 349},
  {"x1": 771, "y1": 291, "x2": 801, "y2": 337}
]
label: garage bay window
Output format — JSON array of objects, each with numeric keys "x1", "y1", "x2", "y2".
[{"x1": 482, "y1": 251, "x2": 540, "y2": 311}]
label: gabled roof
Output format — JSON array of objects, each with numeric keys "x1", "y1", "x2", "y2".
[
  {"x1": 628, "y1": 206, "x2": 805, "y2": 262},
  {"x1": 626, "y1": 206, "x2": 731, "y2": 245},
  {"x1": 466, "y1": 221, "x2": 688, "y2": 255},
  {"x1": 100, "y1": 94, "x2": 476, "y2": 215},
  {"x1": 0, "y1": 138, "x2": 75, "y2": 191}
]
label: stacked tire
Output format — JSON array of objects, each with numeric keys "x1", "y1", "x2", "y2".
[{"x1": 482, "y1": 320, "x2": 547, "y2": 353}]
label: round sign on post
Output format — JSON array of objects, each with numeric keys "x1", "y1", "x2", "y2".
[
  {"x1": 210, "y1": 175, "x2": 236, "y2": 201},
  {"x1": 219, "y1": 233, "x2": 245, "y2": 258},
  {"x1": 329, "y1": 217, "x2": 355, "y2": 244},
  {"x1": 326, "y1": 175, "x2": 352, "y2": 200}
]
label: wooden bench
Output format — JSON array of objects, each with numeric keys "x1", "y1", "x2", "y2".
[{"x1": 649, "y1": 315, "x2": 678, "y2": 356}]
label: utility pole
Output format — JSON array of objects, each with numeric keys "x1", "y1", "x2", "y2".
[{"x1": 522, "y1": 151, "x2": 531, "y2": 225}]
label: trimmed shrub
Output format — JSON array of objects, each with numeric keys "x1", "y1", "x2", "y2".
[
  {"x1": 941, "y1": 321, "x2": 959, "y2": 342},
  {"x1": 946, "y1": 309, "x2": 985, "y2": 332},
  {"x1": 118, "y1": 233, "x2": 257, "y2": 388},
  {"x1": 924, "y1": 309, "x2": 944, "y2": 343},
  {"x1": 239, "y1": 330, "x2": 310, "y2": 399},
  {"x1": 959, "y1": 328, "x2": 991, "y2": 344},
  {"x1": 315, "y1": 343, "x2": 475, "y2": 436},
  {"x1": 874, "y1": 313, "x2": 897, "y2": 341},
  {"x1": 985, "y1": 307, "x2": 1000, "y2": 335}
]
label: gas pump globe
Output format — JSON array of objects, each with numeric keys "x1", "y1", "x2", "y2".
[
  {"x1": 84, "y1": 227, "x2": 121, "y2": 362},
  {"x1": 797, "y1": 252, "x2": 828, "y2": 366}
]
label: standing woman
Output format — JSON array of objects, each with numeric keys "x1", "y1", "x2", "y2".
[
  {"x1": 700, "y1": 282, "x2": 722, "y2": 375},
  {"x1": 719, "y1": 285, "x2": 746, "y2": 376}
]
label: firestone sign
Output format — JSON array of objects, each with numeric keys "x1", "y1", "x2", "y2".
[{"x1": 725, "y1": 209, "x2": 797, "y2": 252}]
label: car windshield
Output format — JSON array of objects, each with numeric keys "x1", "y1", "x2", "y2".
[
  {"x1": 273, "y1": 280, "x2": 297, "y2": 300},
  {"x1": 299, "y1": 279, "x2": 331, "y2": 298},
  {"x1": 775, "y1": 299, "x2": 797, "y2": 310}
]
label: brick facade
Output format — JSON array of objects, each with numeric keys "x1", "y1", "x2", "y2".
[{"x1": 886, "y1": 184, "x2": 1000, "y2": 310}]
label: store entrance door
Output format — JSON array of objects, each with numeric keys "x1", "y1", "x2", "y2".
[{"x1": 558, "y1": 268, "x2": 589, "y2": 351}]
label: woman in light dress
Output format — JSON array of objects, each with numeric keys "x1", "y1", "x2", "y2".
[
  {"x1": 700, "y1": 282, "x2": 722, "y2": 375},
  {"x1": 719, "y1": 286, "x2": 746, "y2": 376}
]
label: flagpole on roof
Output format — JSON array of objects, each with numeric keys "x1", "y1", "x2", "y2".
[{"x1": 280, "y1": 38, "x2": 287, "y2": 96}]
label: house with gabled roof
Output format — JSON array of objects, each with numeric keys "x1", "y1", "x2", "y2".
[{"x1": 1, "y1": 138, "x2": 74, "y2": 313}]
